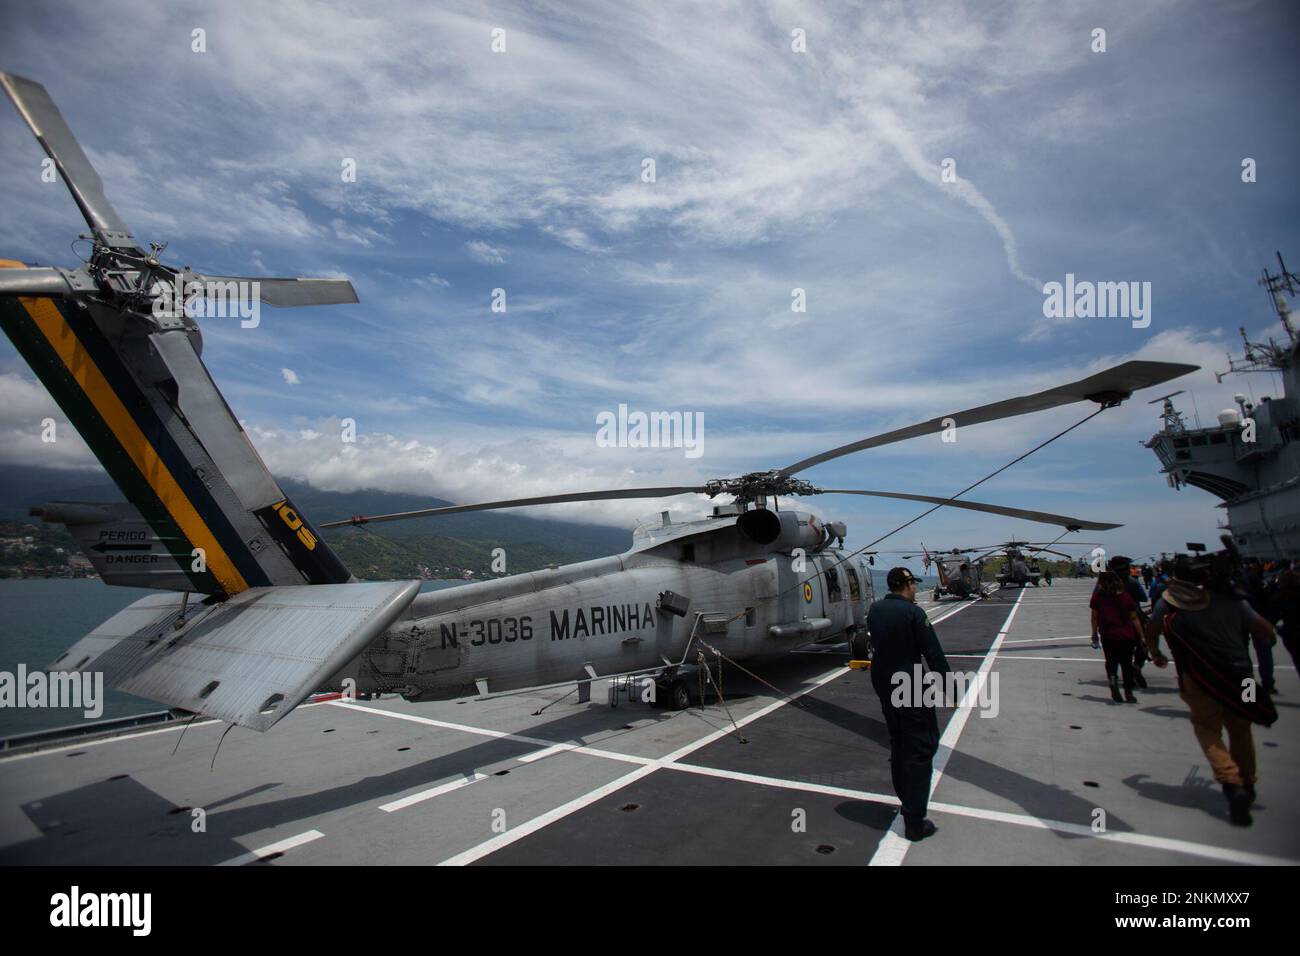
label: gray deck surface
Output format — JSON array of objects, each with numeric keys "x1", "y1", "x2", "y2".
[{"x1": 1, "y1": 581, "x2": 1295, "y2": 866}]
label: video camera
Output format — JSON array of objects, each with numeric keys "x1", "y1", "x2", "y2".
[{"x1": 1159, "y1": 534, "x2": 1247, "y2": 597}]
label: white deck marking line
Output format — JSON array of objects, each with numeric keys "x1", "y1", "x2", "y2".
[
  {"x1": 949, "y1": 653, "x2": 1102, "y2": 663},
  {"x1": 999, "y1": 635, "x2": 1093, "y2": 645},
  {"x1": 923, "y1": 800, "x2": 1300, "y2": 866},
  {"x1": 328, "y1": 700, "x2": 559, "y2": 747},
  {"x1": 0, "y1": 698, "x2": 343, "y2": 764},
  {"x1": 216, "y1": 829, "x2": 325, "y2": 866},
  {"x1": 870, "y1": 586, "x2": 1027, "y2": 866},
  {"x1": 379, "y1": 773, "x2": 488, "y2": 812},
  {"x1": 666, "y1": 761, "x2": 897, "y2": 805},
  {"x1": 437, "y1": 765, "x2": 661, "y2": 865},
  {"x1": 661, "y1": 762, "x2": 1299, "y2": 866},
  {"x1": 517, "y1": 743, "x2": 576, "y2": 763},
  {"x1": 437, "y1": 665, "x2": 852, "y2": 865},
  {"x1": 437, "y1": 598, "x2": 989, "y2": 865},
  {"x1": 328, "y1": 701, "x2": 656, "y2": 769}
]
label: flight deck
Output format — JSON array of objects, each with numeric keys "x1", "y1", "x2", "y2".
[{"x1": 1, "y1": 581, "x2": 1295, "y2": 866}]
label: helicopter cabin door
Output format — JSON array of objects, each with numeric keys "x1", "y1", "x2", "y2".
[{"x1": 811, "y1": 553, "x2": 851, "y2": 635}]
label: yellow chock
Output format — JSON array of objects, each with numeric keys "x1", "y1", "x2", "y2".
[{"x1": 847, "y1": 659, "x2": 871, "y2": 670}]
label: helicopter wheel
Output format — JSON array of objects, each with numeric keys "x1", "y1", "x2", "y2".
[{"x1": 666, "y1": 679, "x2": 691, "y2": 711}]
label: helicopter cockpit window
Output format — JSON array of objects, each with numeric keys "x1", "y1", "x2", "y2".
[
  {"x1": 846, "y1": 566, "x2": 861, "y2": 601},
  {"x1": 825, "y1": 566, "x2": 842, "y2": 602}
]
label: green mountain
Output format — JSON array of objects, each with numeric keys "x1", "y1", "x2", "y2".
[{"x1": 0, "y1": 466, "x2": 632, "y2": 580}]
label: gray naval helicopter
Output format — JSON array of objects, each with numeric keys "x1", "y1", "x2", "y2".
[
  {"x1": 976, "y1": 540, "x2": 1086, "y2": 588},
  {"x1": 903, "y1": 545, "x2": 990, "y2": 601},
  {"x1": 0, "y1": 73, "x2": 1198, "y2": 731}
]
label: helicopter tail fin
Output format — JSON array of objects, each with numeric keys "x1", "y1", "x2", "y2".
[{"x1": 1, "y1": 262, "x2": 352, "y2": 598}]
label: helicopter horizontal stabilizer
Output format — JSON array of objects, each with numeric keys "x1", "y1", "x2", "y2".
[
  {"x1": 47, "y1": 580, "x2": 419, "y2": 732},
  {"x1": 30, "y1": 501, "x2": 197, "y2": 591}
]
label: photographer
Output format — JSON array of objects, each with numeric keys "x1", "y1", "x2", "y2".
[{"x1": 1144, "y1": 557, "x2": 1278, "y2": 827}]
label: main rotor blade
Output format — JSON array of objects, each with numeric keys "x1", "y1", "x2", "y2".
[
  {"x1": 193, "y1": 275, "x2": 359, "y2": 307},
  {"x1": 0, "y1": 73, "x2": 135, "y2": 247},
  {"x1": 815, "y1": 489, "x2": 1121, "y2": 530},
  {"x1": 319, "y1": 486, "x2": 709, "y2": 528},
  {"x1": 777, "y1": 360, "x2": 1198, "y2": 477}
]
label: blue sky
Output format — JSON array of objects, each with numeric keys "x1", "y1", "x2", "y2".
[{"x1": 2, "y1": 0, "x2": 1298, "y2": 565}]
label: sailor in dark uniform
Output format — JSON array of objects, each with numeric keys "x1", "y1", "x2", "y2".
[{"x1": 867, "y1": 567, "x2": 952, "y2": 842}]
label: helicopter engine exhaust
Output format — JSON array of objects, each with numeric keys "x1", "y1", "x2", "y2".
[{"x1": 736, "y1": 508, "x2": 829, "y2": 552}]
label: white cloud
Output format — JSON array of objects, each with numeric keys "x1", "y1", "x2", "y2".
[
  {"x1": 0, "y1": 373, "x2": 97, "y2": 470},
  {"x1": 281, "y1": 367, "x2": 301, "y2": 385},
  {"x1": 464, "y1": 240, "x2": 506, "y2": 265}
]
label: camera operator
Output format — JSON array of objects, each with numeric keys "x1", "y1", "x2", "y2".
[{"x1": 1144, "y1": 555, "x2": 1278, "y2": 827}]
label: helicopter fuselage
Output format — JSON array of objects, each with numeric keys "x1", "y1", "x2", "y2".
[{"x1": 331, "y1": 511, "x2": 875, "y2": 701}]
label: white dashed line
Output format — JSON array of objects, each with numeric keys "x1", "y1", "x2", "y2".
[
  {"x1": 379, "y1": 773, "x2": 489, "y2": 812},
  {"x1": 216, "y1": 829, "x2": 324, "y2": 866}
]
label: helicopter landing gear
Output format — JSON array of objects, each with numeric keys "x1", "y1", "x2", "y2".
[
  {"x1": 666, "y1": 679, "x2": 691, "y2": 711},
  {"x1": 650, "y1": 667, "x2": 694, "y2": 710}
]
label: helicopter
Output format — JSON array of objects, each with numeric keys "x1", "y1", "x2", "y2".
[
  {"x1": 972, "y1": 540, "x2": 1094, "y2": 588},
  {"x1": 903, "y1": 545, "x2": 990, "y2": 601},
  {"x1": 0, "y1": 73, "x2": 1198, "y2": 730}
]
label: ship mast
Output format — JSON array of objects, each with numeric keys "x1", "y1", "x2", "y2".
[{"x1": 1216, "y1": 251, "x2": 1298, "y2": 382}]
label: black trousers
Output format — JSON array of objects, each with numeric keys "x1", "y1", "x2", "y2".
[
  {"x1": 878, "y1": 701, "x2": 940, "y2": 825},
  {"x1": 1101, "y1": 637, "x2": 1137, "y2": 689}
]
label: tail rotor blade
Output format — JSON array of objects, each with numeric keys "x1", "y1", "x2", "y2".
[
  {"x1": 0, "y1": 265, "x2": 86, "y2": 298},
  {"x1": 193, "y1": 275, "x2": 359, "y2": 308},
  {"x1": 0, "y1": 73, "x2": 136, "y2": 248}
]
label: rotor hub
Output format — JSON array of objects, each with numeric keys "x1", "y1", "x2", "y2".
[{"x1": 704, "y1": 471, "x2": 820, "y2": 503}]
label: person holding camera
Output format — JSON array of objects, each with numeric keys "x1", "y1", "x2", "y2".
[{"x1": 1144, "y1": 560, "x2": 1278, "y2": 826}]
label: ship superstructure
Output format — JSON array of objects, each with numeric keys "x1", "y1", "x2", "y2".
[{"x1": 1145, "y1": 254, "x2": 1300, "y2": 559}]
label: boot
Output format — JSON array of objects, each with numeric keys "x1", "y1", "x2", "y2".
[
  {"x1": 1133, "y1": 667, "x2": 1148, "y2": 689},
  {"x1": 1222, "y1": 783, "x2": 1253, "y2": 826},
  {"x1": 1124, "y1": 686, "x2": 1138, "y2": 703},
  {"x1": 1244, "y1": 783, "x2": 1256, "y2": 806},
  {"x1": 1109, "y1": 676, "x2": 1123, "y2": 703},
  {"x1": 904, "y1": 819, "x2": 937, "y2": 842}
]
